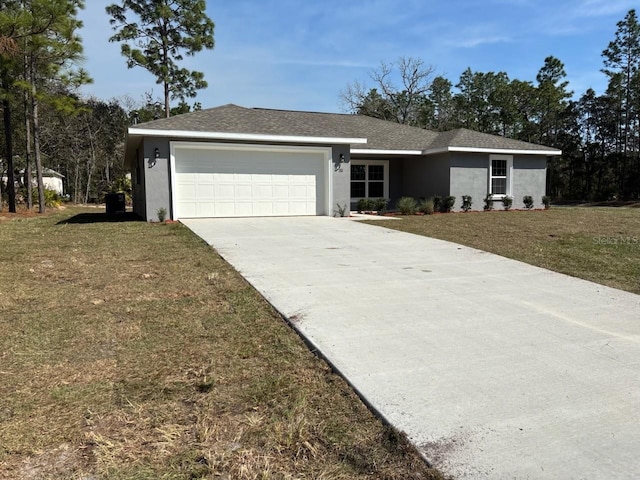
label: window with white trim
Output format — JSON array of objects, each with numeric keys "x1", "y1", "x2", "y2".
[
  {"x1": 489, "y1": 155, "x2": 513, "y2": 197},
  {"x1": 350, "y1": 160, "x2": 389, "y2": 199}
]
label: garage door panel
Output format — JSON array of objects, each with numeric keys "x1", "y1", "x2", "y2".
[
  {"x1": 174, "y1": 145, "x2": 326, "y2": 218},
  {"x1": 235, "y1": 185, "x2": 252, "y2": 198},
  {"x1": 195, "y1": 184, "x2": 214, "y2": 199},
  {"x1": 254, "y1": 201, "x2": 274, "y2": 216},
  {"x1": 196, "y1": 202, "x2": 215, "y2": 217},
  {"x1": 217, "y1": 184, "x2": 235, "y2": 197},
  {"x1": 180, "y1": 202, "x2": 198, "y2": 218},
  {"x1": 255, "y1": 185, "x2": 274, "y2": 197}
]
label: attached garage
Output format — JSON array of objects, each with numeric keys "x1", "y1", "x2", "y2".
[{"x1": 170, "y1": 142, "x2": 332, "y2": 219}]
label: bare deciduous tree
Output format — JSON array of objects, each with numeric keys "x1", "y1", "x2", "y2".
[{"x1": 340, "y1": 56, "x2": 436, "y2": 125}]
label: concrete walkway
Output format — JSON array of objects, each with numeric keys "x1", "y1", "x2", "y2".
[{"x1": 183, "y1": 216, "x2": 640, "y2": 479}]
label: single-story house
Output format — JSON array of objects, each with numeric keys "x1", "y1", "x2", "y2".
[
  {"x1": 124, "y1": 104, "x2": 561, "y2": 221},
  {"x1": 1, "y1": 167, "x2": 65, "y2": 195}
]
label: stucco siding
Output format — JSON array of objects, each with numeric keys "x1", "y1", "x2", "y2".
[
  {"x1": 450, "y1": 153, "x2": 548, "y2": 211},
  {"x1": 143, "y1": 138, "x2": 172, "y2": 222},
  {"x1": 388, "y1": 159, "x2": 403, "y2": 207},
  {"x1": 132, "y1": 146, "x2": 147, "y2": 219},
  {"x1": 449, "y1": 153, "x2": 491, "y2": 211},
  {"x1": 512, "y1": 155, "x2": 547, "y2": 209},
  {"x1": 332, "y1": 145, "x2": 350, "y2": 216},
  {"x1": 402, "y1": 154, "x2": 450, "y2": 200}
]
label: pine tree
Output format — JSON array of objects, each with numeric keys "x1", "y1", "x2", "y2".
[
  {"x1": 106, "y1": 0, "x2": 215, "y2": 118},
  {"x1": 602, "y1": 9, "x2": 640, "y2": 196}
]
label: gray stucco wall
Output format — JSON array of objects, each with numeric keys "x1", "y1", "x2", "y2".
[
  {"x1": 143, "y1": 138, "x2": 172, "y2": 222},
  {"x1": 449, "y1": 153, "x2": 490, "y2": 211},
  {"x1": 512, "y1": 155, "x2": 547, "y2": 209},
  {"x1": 402, "y1": 153, "x2": 450, "y2": 200},
  {"x1": 331, "y1": 145, "x2": 350, "y2": 216},
  {"x1": 388, "y1": 159, "x2": 403, "y2": 208},
  {"x1": 449, "y1": 153, "x2": 548, "y2": 211},
  {"x1": 132, "y1": 145, "x2": 147, "y2": 219}
]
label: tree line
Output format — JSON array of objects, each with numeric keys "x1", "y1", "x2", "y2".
[
  {"x1": 0, "y1": 0, "x2": 214, "y2": 213},
  {"x1": 341, "y1": 10, "x2": 640, "y2": 202}
]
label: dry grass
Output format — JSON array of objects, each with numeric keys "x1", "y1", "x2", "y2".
[
  {"x1": 365, "y1": 207, "x2": 640, "y2": 294},
  {"x1": 0, "y1": 207, "x2": 444, "y2": 479}
]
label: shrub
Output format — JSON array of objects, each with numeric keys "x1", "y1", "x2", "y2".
[
  {"x1": 483, "y1": 194, "x2": 494, "y2": 211},
  {"x1": 334, "y1": 203, "x2": 347, "y2": 217},
  {"x1": 418, "y1": 198, "x2": 434, "y2": 215},
  {"x1": 440, "y1": 195, "x2": 456, "y2": 213},
  {"x1": 542, "y1": 195, "x2": 551, "y2": 209},
  {"x1": 397, "y1": 196, "x2": 417, "y2": 215},
  {"x1": 461, "y1": 195, "x2": 472, "y2": 212},
  {"x1": 373, "y1": 197, "x2": 389, "y2": 214},
  {"x1": 157, "y1": 207, "x2": 167, "y2": 222},
  {"x1": 502, "y1": 196, "x2": 513, "y2": 211},
  {"x1": 43, "y1": 189, "x2": 62, "y2": 208},
  {"x1": 523, "y1": 195, "x2": 534, "y2": 210},
  {"x1": 17, "y1": 187, "x2": 62, "y2": 208},
  {"x1": 356, "y1": 198, "x2": 373, "y2": 213},
  {"x1": 432, "y1": 195, "x2": 442, "y2": 212}
]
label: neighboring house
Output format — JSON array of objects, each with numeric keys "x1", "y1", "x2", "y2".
[
  {"x1": 0, "y1": 168, "x2": 65, "y2": 195},
  {"x1": 41, "y1": 168, "x2": 65, "y2": 195},
  {"x1": 124, "y1": 104, "x2": 561, "y2": 221}
]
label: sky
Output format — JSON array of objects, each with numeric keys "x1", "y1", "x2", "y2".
[{"x1": 77, "y1": 0, "x2": 637, "y2": 114}]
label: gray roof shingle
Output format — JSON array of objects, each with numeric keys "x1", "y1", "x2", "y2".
[{"x1": 134, "y1": 104, "x2": 559, "y2": 154}]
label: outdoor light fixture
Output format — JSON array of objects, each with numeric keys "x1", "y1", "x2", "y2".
[
  {"x1": 154, "y1": 147, "x2": 160, "y2": 158},
  {"x1": 339, "y1": 153, "x2": 346, "y2": 162}
]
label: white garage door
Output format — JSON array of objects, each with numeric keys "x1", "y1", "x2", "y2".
[{"x1": 172, "y1": 143, "x2": 328, "y2": 218}]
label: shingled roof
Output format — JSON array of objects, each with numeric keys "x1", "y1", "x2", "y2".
[{"x1": 131, "y1": 104, "x2": 560, "y2": 155}]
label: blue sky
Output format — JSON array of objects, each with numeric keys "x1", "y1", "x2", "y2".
[{"x1": 78, "y1": 0, "x2": 636, "y2": 113}]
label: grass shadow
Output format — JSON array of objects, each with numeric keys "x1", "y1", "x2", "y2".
[{"x1": 57, "y1": 212, "x2": 143, "y2": 224}]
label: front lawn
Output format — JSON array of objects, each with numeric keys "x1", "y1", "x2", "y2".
[
  {"x1": 365, "y1": 207, "x2": 640, "y2": 294},
  {"x1": 0, "y1": 206, "x2": 442, "y2": 479}
]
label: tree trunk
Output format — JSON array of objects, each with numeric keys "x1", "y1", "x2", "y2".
[
  {"x1": 84, "y1": 127, "x2": 95, "y2": 204},
  {"x1": 24, "y1": 87, "x2": 33, "y2": 209},
  {"x1": 164, "y1": 79, "x2": 170, "y2": 118},
  {"x1": 1, "y1": 67, "x2": 16, "y2": 213},
  {"x1": 31, "y1": 59, "x2": 45, "y2": 214},
  {"x1": 23, "y1": 48, "x2": 33, "y2": 209}
]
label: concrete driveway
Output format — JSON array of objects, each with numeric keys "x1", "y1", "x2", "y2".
[{"x1": 183, "y1": 216, "x2": 640, "y2": 479}]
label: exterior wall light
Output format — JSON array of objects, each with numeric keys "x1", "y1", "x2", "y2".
[
  {"x1": 339, "y1": 153, "x2": 346, "y2": 162},
  {"x1": 154, "y1": 147, "x2": 160, "y2": 158}
]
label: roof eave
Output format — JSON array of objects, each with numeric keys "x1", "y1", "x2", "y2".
[
  {"x1": 351, "y1": 148, "x2": 424, "y2": 156},
  {"x1": 422, "y1": 146, "x2": 562, "y2": 156},
  {"x1": 127, "y1": 127, "x2": 367, "y2": 146}
]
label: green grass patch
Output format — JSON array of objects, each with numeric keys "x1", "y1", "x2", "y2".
[
  {"x1": 365, "y1": 207, "x2": 640, "y2": 294},
  {"x1": 0, "y1": 207, "x2": 443, "y2": 479}
]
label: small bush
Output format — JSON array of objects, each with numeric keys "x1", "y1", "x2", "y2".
[
  {"x1": 523, "y1": 195, "x2": 534, "y2": 210},
  {"x1": 334, "y1": 203, "x2": 347, "y2": 217},
  {"x1": 440, "y1": 195, "x2": 456, "y2": 213},
  {"x1": 432, "y1": 195, "x2": 442, "y2": 212},
  {"x1": 17, "y1": 188, "x2": 62, "y2": 208},
  {"x1": 356, "y1": 198, "x2": 374, "y2": 213},
  {"x1": 157, "y1": 207, "x2": 167, "y2": 222},
  {"x1": 502, "y1": 196, "x2": 513, "y2": 211},
  {"x1": 43, "y1": 189, "x2": 62, "y2": 208},
  {"x1": 373, "y1": 197, "x2": 389, "y2": 214},
  {"x1": 542, "y1": 195, "x2": 551, "y2": 209},
  {"x1": 461, "y1": 195, "x2": 473, "y2": 212},
  {"x1": 397, "y1": 196, "x2": 417, "y2": 215},
  {"x1": 418, "y1": 198, "x2": 434, "y2": 215},
  {"x1": 483, "y1": 194, "x2": 494, "y2": 211}
]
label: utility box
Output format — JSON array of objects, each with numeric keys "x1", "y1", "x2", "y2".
[{"x1": 105, "y1": 192, "x2": 126, "y2": 214}]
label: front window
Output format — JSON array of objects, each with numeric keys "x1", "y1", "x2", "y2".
[
  {"x1": 491, "y1": 159, "x2": 507, "y2": 194},
  {"x1": 489, "y1": 155, "x2": 512, "y2": 197},
  {"x1": 351, "y1": 161, "x2": 389, "y2": 199}
]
